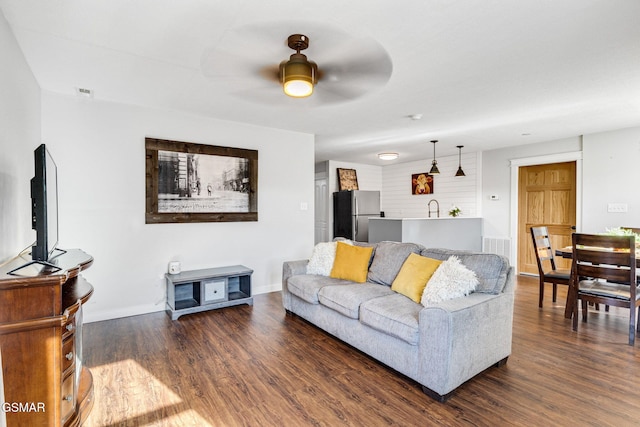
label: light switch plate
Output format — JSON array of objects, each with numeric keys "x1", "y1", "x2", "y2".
[{"x1": 607, "y1": 203, "x2": 628, "y2": 213}]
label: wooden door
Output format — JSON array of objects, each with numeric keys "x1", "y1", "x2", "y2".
[{"x1": 518, "y1": 162, "x2": 576, "y2": 274}]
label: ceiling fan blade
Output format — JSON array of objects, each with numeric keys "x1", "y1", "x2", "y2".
[
  {"x1": 201, "y1": 46, "x2": 277, "y2": 79},
  {"x1": 315, "y1": 36, "x2": 393, "y2": 99}
]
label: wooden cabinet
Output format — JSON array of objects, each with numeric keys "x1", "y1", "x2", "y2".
[
  {"x1": 0, "y1": 249, "x2": 94, "y2": 427},
  {"x1": 166, "y1": 265, "x2": 253, "y2": 320}
]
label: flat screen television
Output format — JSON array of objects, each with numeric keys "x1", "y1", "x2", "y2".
[
  {"x1": 31, "y1": 143, "x2": 59, "y2": 262},
  {"x1": 8, "y1": 144, "x2": 64, "y2": 275}
]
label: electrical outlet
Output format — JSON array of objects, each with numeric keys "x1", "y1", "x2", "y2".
[{"x1": 607, "y1": 203, "x2": 628, "y2": 213}]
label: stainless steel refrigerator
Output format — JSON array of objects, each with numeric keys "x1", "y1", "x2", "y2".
[{"x1": 333, "y1": 190, "x2": 381, "y2": 242}]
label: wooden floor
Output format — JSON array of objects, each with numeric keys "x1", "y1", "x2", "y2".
[{"x1": 83, "y1": 275, "x2": 640, "y2": 427}]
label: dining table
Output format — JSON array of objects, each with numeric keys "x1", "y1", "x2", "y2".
[{"x1": 555, "y1": 245, "x2": 640, "y2": 319}]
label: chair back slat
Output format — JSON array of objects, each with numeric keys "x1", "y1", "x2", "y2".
[
  {"x1": 574, "y1": 248, "x2": 633, "y2": 268},
  {"x1": 536, "y1": 246, "x2": 553, "y2": 261},
  {"x1": 575, "y1": 264, "x2": 634, "y2": 285},
  {"x1": 530, "y1": 226, "x2": 558, "y2": 271}
]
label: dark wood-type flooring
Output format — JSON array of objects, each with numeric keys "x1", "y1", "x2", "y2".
[{"x1": 83, "y1": 275, "x2": 640, "y2": 426}]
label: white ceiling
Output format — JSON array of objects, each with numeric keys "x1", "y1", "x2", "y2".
[{"x1": 2, "y1": 0, "x2": 640, "y2": 164}]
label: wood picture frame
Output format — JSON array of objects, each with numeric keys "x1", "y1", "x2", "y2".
[
  {"x1": 337, "y1": 168, "x2": 359, "y2": 191},
  {"x1": 145, "y1": 137, "x2": 258, "y2": 223},
  {"x1": 411, "y1": 172, "x2": 434, "y2": 195}
]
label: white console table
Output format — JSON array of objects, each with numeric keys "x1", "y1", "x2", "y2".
[{"x1": 166, "y1": 265, "x2": 253, "y2": 320}]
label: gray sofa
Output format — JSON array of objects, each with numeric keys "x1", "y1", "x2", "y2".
[{"x1": 281, "y1": 241, "x2": 515, "y2": 401}]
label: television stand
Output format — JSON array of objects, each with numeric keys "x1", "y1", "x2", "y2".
[
  {"x1": 7, "y1": 259, "x2": 61, "y2": 275},
  {"x1": 6, "y1": 247, "x2": 67, "y2": 275},
  {"x1": 0, "y1": 248, "x2": 95, "y2": 426}
]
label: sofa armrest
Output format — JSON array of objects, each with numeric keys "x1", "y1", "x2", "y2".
[
  {"x1": 417, "y1": 278, "x2": 515, "y2": 395},
  {"x1": 282, "y1": 259, "x2": 309, "y2": 310}
]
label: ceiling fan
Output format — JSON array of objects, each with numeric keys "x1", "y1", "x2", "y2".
[{"x1": 200, "y1": 22, "x2": 393, "y2": 105}]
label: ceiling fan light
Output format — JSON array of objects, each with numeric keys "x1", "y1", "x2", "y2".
[
  {"x1": 281, "y1": 53, "x2": 317, "y2": 98},
  {"x1": 283, "y1": 79, "x2": 313, "y2": 97}
]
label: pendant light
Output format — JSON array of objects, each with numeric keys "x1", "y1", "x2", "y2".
[
  {"x1": 455, "y1": 145, "x2": 466, "y2": 177},
  {"x1": 429, "y1": 140, "x2": 440, "y2": 175}
]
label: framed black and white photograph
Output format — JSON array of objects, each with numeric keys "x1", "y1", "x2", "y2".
[{"x1": 145, "y1": 138, "x2": 258, "y2": 223}]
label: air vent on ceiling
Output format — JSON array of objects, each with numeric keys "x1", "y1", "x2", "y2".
[{"x1": 75, "y1": 87, "x2": 93, "y2": 97}]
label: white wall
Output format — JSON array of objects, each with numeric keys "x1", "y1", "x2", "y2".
[
  {"x1": 41, "y1": 92, "x2": 315, "y2": 322},
  {"x1": 381, "y1": 152, "x2": 480, "y2": 218},
  {"x1": 481, "y1": 130, "x2": 640, "y2": 268},
  {"x1": 582, "y1": 127, "x2": 640, "y2": 231},
  {"x1": 0, "y1": 10, "x2": 41, "y2": 262},
  {"x1": 481, "y1": 137, "x2": 582, "y2": 239}
]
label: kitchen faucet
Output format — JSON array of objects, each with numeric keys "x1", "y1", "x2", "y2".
[{"x1": 427, "y1": 199, "x2": 440, "y2": 218}]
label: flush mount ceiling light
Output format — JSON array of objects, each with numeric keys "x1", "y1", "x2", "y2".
[
  {"x1": 279, "y1": 34, "x2": 318, "y2": 98},
  {"x1": 429, "y1": 140, "x2": 440, "y2": 175},
  {"x1": 378, "y1": 152, "x2": 399, "y2": 160},
  {"x1": 455, "y1": 145, "x2": 466, "y2": 177}
]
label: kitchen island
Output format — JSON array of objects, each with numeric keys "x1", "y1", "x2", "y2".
[{"x1": 369, "y1": 217, "x2": 483, "y2": 251}]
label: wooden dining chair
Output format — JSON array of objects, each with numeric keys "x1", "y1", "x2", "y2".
[
  {"x1": 530, "y1": 226, "x2": 571, "y2": 308},
  {"x1": 571, "y1": 233, "x2": 640, "y2": 345}
]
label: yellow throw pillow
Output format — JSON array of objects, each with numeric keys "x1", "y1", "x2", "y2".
[
  {"x1": 330, "y1": 241, "x2": 374, "y2": 283},
  {"x1": 391, "y1": 253, "x2": 443, "y2": 303}
]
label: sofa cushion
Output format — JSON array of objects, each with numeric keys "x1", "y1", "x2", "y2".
[
  {"x1": 420, "y1": 248, "x2": 510, "y2": 294},
  {"x1": 368, "y1": 241, "x2": 425, "y2": 286},
  {"x1": 318, "y1": 283, "x2": 395, "y2": 319},
  {"x1": 421, "y1": 256, "x2": 479, "y2": 305},
  {"x1": 306, "y1": 240, "x2": 351, "y2": 276},
  {"x1": 330, "y1": 242, "x2": 374, "y2": 283},
  {"x1": 391, "y1": 253, "x2": 442, "y2": 303},
  {"x1": 288, "y1": 275, "x2": 353, "y2": 304},
  {"x1": 360, "y1": 293, "x2": 422, "y2": 346}
]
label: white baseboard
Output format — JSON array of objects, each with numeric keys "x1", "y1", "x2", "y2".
[
  {"x1": 84, "y1": 303, "x2": 164, "y2": 323},
  {"x1": 252, "y1": 282, "x2": 281, "y2": 296},
  {"x1": 84, "y1": 282, "x2": 283, "y2": 323}
]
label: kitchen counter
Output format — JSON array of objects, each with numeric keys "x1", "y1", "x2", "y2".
[{"x1": 369, "y1": 217, "x2": 483, "y2": 251}]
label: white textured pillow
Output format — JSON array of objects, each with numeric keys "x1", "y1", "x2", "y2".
[
  {"x1": 306, "y1": 241, "x2": 352, "y2": 276},
  {"x1": 421, "y1": 256, "x2": 479, "y2": 305}
]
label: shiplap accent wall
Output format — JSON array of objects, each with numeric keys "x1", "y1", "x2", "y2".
[{"x1": 381, "y1": 152, "x2": 480, "y2": 219}]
